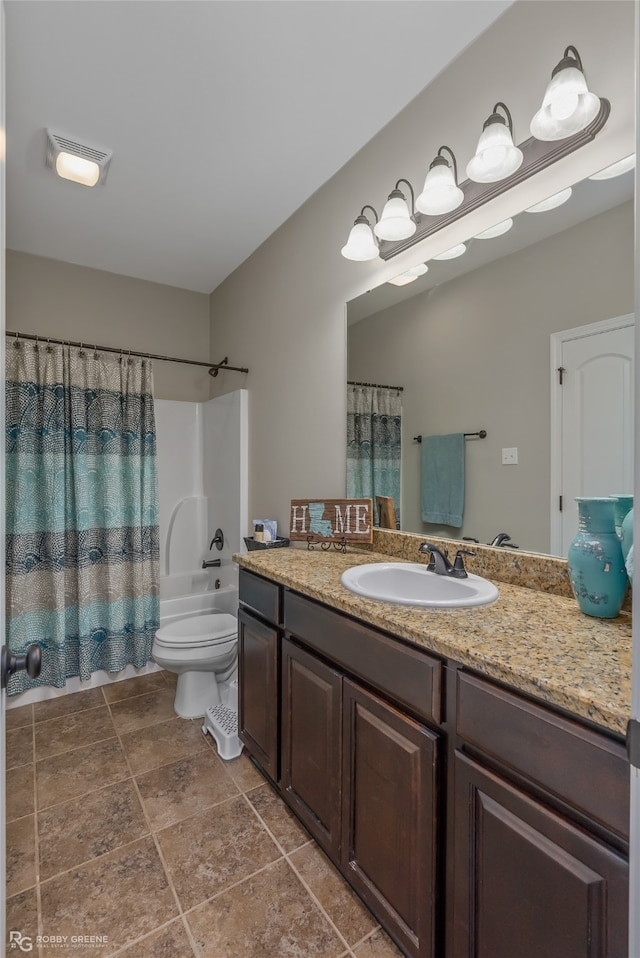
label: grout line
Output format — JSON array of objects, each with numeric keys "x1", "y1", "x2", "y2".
[
  {"x1": 31, "y1": 712, "x2": 44, "y2": 958},
  {"x1": 285, "y1": 850, "x2": 355, "y2": 956},
  {"x1": 106, "y1": 914, "x2": 199, "y2": 958},
  {"x1": 103, "y1": 694, "x2": 202, "y2": 958},
  {"x1": 238, "y1": 789, "x2": 355, "y2": 955}
]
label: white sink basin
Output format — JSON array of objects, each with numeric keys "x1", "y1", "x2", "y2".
[{"x1": 341, "y1": 562, "x2": 499, "y2": 608}]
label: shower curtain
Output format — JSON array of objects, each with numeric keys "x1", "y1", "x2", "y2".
[
  {"x1": 5, "y1": 340, "x2": 160, "y2": 694},
  {"x1": 346, "y1": 384, "x2": 401, "y2": 525}
]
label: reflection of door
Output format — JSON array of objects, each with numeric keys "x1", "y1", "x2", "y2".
[{"x1": 551, "y1": 315, "x2": 634, "y2": 555}]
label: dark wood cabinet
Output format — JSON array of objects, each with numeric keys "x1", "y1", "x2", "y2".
[
  {"x1": 237, "y1": 607, "x2": 279, "y2": 781},
  {"x1": 238, "y1": 569, "x2": 630, "y2": 958},
  {"x1": 451, "y1": 752, "x2": 628, "y2": 958},
  {"x1": 281, "y1": 637, "x2": 342, "y2": 857},
  {"x1": 342, "y1": 679, "x2": 440, "y2": 958}
]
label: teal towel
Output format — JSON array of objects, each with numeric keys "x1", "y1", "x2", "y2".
[{"x1": 421, "y1": 433, "x2": 465, "y2": 527}]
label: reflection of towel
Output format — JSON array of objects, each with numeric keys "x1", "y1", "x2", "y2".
[{"x1": 421, "y1": 433, "x2": 465, "y2": 527}]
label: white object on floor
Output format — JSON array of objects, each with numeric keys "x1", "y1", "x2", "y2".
[{"x1": 203, "y1": 694, "x2": 243, "y2": 761}]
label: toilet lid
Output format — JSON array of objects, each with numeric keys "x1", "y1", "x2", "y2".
[{"x1": 155, "y1": 613, "x2": 237, "y2": 649}]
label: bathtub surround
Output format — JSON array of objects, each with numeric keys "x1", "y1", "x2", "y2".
[
  {"x1": 155, "y1": 391, "x2": 248, "y2": 597},
  {"x1": 6, "y1": 342, "x2": 159, "y2": 695}
]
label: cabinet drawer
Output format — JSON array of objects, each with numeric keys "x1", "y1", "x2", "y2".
[
  {"x1": 456, "y1": 670, "x2": 629, "y2": 841},
  {"x1": 285, "y1": 591, "x2": 442, "y2": 725},
  {"x1": 239, "y1": 569, "x2": 281, "y2": 625}
]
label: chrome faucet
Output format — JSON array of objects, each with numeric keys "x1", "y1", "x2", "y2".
[
  {"x1": 419, "y1": 543, "x2": 476, "y2": 579},
  {"x1": 202, "y1": 557, "x2": 221, "y2": 569}
]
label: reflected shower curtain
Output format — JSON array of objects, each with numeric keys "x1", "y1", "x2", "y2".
[
  {"x1": 346, "y1": 384, "x2": 401, "y2": 525},
  {"x1": 6, "y1": 341, "x2": 160, "y2": 694}
]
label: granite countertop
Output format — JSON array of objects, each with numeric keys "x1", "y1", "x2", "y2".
[{"x1": 234, "y1": 546, "x2": 632, "y2": 737}]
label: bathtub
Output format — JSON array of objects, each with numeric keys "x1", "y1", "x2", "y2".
[
  {"x1": 6, "y1": 569, "x2": 239, "y2": 709},
  {"x1": 159, "y1": 569, "x2": 239, "y2": 626}
]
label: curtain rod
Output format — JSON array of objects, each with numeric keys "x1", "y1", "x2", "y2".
[
  {"x1": 348, "y1": 379, "x2": 404, "y2": 392},
  {"x1": 6, "y1": 330, "x2": 249, "y2": 378}
]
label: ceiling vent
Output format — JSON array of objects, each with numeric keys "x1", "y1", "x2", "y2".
[{"x1": 46, "y1": 129, "x2": 112, "y2": 187}]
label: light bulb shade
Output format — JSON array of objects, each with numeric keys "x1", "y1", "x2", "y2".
[
  {"x1": 525, "y1": 187, "x2": 573, "y2": 213},
  {"x1": 55, "y1": 151, "x2": 101, "y2": 187},
  {"x1": 387, "y1": 263, "x2": 429, "y2": 287},
  {"x1": 432, "y1": 243, "x2": 467, "y2": 261},
  {"x1": 466, "y1": 119, "x2": 523, "y2": 183},
  {"x1": 416, "y1": 160, "x2": 464, "y2": 216},
  {"x1": 341, "y1": 219, "x2": 379, "y2": 261},
  {"x1": 588, "y1": 154, "x2": 636, "y2": 181},
  {"x1": 530, "y1": 62, "x2": 600, "y2": 141},
  {"x1": 374, "y1": 194, "x2": 416, "y2": 241},
  {"x1": 474, "y1": 218, "x2": 513, "y2": 239}
]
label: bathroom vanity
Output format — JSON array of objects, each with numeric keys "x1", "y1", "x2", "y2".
[{"x1": 235, "y1": 545, "x2": 631, "y2": 958}]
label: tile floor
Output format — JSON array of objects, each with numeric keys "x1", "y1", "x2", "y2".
[{"x1": 6, "y1": 673, "x2": 403, "y2": 958}]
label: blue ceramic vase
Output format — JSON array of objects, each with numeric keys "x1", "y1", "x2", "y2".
[
  {"x1": 620, "y1": 505, "x2": 634, "y2": 563},
  {"x1": 612, "y1": 495, "x2": 633, "y2": 540},
  {"x1": 567, "y1": 497, "x2": 628, "y2": 618}
]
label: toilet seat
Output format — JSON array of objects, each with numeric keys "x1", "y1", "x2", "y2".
[{"x1": 154, "y1": 613, "x2": 237, "y2": 649}]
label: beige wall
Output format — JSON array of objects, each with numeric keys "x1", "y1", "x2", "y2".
[
  {"x1": 348, "y1": 201, "x2": 634, "y2": 554},
  {"x1": 207, "y1": 1, "x2": 635, "y2": 536},
  {"x1": 6, "y1": 251, "x2": 211, "y2": 401}
]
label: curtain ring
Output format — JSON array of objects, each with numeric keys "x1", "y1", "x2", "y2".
[
  {"x1": 93, "y1": 343, "x2": 98, "y2": 360},
  {"x1": 46, "y1": 337, "x2": 52, "y2": 353},
  {"x1": 33, "y1": 335, "x2": 39, "y2": 350},
  {"x1": 13, "y1": 331, "x2": 20, "y2": 349}
]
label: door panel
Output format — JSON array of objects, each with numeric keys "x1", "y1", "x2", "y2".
[
  {"x1": 342, "y1": 679, "x2": 439, "y2": 958},
  {"x1": 237, "y1": 608, "x2": 279, "y2": 781},
  {"x1": 451, "y1": 752, "x2": 628, "y2": 958},
  {"x1": 281, "y1": 639, "x2": 342, "y2": 856}
]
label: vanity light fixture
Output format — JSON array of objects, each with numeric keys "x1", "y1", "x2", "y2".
[
  {"x1": 525, "y1": 187, "x2": 573, "y2": 213},
  {"x1": 432, "y1": 243, "x2": 467, "y2": 261},
  {"x1": 341, "y1": 205, "x2": 380, "y2": 261},
  {"x1": 341, "y1": 45, "x2": 609, "y2": 265},
  {"x1": 374, "y1": 179, "x2": 417, "y2": 242},
  {"x1": 46, "y1": 129, "x2": 112, "y2": 187},
  {"x1": 473, "y1": 218, "x2": 513, "y2": 239},
  {"x1": 588, "y1": 153, "x2": 636, "y2": 180},
  {"x1": 416, "y1": 146, "x2": 464, "y2": 216},
  {"x1": 466, "y1": 103, "x2": 523, "y2": 183},
  {"x1": 387, "y1": 263, "x2": 429, "y2": 286},
  {"x1": 530, "y1": 46, "x2": 600, "y2": 141}
]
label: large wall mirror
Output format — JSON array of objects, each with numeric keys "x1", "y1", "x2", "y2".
[{"x1": 347, "y1": 155, "x2": 634, "y2": 557}]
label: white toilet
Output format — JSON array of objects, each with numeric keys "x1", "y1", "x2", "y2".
[{"x1": 152, "y1": 612, "x2": 238, "y2": 719}]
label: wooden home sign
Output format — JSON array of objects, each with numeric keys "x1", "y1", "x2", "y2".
[{"x1": 290, "y1": 498, "x2": 373, "y2": 545}]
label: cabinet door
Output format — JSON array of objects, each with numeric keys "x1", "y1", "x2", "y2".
[
  {"x1": 451, "y1": 752, "x2": 628, "y2": 958},
  {"x1": 281, "y1": 638, "x2": 342, "y2": 857},
  {"x1": 342, "y1": 680, "x2": 439, "y2": 958},
  {"x1": 238, "y1": 608, "x2": 279, "y2": 781}
]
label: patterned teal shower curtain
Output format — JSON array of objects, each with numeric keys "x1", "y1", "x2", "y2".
[
  {"x1": 346, "y1": 384, "x2": 402, "y2": 524},
  {"x1": 6, "y1": 341, "x2": 160, "y2": 695}
]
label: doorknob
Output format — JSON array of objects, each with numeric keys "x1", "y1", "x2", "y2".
[{"x1": 1, "y1": 644, "x2": 42, "y2": 689}]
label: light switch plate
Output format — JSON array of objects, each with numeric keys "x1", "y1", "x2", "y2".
[{"x1": 502, "y1": 447, "x2": 518, "y2": 465}]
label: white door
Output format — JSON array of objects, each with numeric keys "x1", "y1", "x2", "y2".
[{"x1": 551, "y1": 315, "x2": 635, "y2": 556}]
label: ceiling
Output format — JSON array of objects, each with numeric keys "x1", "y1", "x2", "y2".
[{"x1": 4, "y1": 0, "x2": 513, "y2": 295}]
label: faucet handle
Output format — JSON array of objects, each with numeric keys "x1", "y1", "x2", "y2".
[{"x1": 453, "y1": 549, "x2": 476, "y2": 577}]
